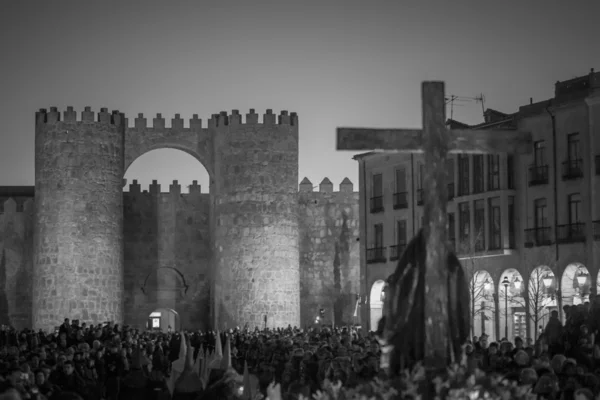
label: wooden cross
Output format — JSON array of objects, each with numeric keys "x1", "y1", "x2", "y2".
[{"x1": 337, "y1": 81, "x2": 532, "y2": 369}]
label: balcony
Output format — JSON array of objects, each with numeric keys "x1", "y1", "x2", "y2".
[
  {"x1": 366, "y1": 247, "x2": 387, "y2": 264},
  {"x1": 393, "y1": 192, "x2": 408, "y2": 209},
  {"x1": 417, "y1": 189, "x2": 424, "y2": 206},
  {"x1": 562, "y1": 158, "x2": 583, "y2": 180},
  {"x1": 528, "y1": 165, "x2": 549, "y2": 186},
  {"x1": 596, "y1": 155, "x2": 600, "y2": 175},
  {"x1": 389, "y1": 243, "x2": 407, "y2": 261},
  {"x1": 447, "y1": 182, "x2": 455, "y2": 201},
  {"x1": 556, "y1": 222, "x2": 586, "y2": 244},
  {"x1": 594, "y1": 221, "x2": 600, "y2": 240},
  {"x1": 524, "y1": 227, "x2": 552, "y2": 247},
  {"x1": 370, "y1": 196, "x2": 384, "y2": 213}
]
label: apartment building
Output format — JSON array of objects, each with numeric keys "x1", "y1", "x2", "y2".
[{"x1": 355, "y1": 69, "x2": 600, "y2": 341}]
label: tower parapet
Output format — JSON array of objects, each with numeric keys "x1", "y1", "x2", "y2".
[
  {"x1": 33, "y1": 107, "x2": 125, "y2": 331},
  {"x1": 298, "y1": 178, "x2": 355, "y2": 193}
]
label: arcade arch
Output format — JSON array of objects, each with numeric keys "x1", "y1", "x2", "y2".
[
  {"x1": 369, "y1": 280, "x2": 386, "y2": 332},
  {"x1": 528, "y1": 266, "x2": 557, "y2": 338},
  {"x1": 148, "y1": 308, "x2": 180, "y2": 332},
  {"x1": 561, "y1": 263, "x2": 591, "y2": 307},
  {"x1": 469, "y1": 270, "x2": 496, "y2": 342},
  {"x1": 498, "y1": 268, "x2": 525, "y2": 341}
]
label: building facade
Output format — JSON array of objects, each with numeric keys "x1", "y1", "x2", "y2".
[{"x1": 356, "y1": 69, "x2": 600, "y2": 342}]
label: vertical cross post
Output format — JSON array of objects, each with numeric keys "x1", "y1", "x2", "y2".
[{"x1": 421, "y1": 82, "x2": 450, "y2": 368}]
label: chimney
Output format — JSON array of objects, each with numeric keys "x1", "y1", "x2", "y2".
[{"x1": 530, "y1": 97, "x2": 533, "y2": 105}]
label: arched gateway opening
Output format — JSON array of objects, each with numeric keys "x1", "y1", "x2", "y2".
[
  {"x1": 123, "y1": 148, "x2": 212, "y2": 331},
  {"x1": 148, "y1": 308, "x2": 180, "y2": 332},
  {"x1": 369, "y1": 280, "x2": 385, "y2": 332}
]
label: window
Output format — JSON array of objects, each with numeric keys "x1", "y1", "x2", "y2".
[
  {"x1": 507, "y1": 155, "x2": 515, "y2": 190},
  {"x1": 487, "y1": 155, "x2": 500, "y2": 191},
  {"x1": 395, "y1": 168, "x2": 406, "y2": 193},
  {"x1": 534, "y1": 141, "x2": 545, "y2": 166},
  {"x1": 458, "y1": 155, "x2": 470, "y2": 195},
  {"x1": 568, "y1": 133, "x2": 580, "y2": 161},
  {"x1": 488, "y1": 197, "x2": 501, "y2": 250},
  {"x1": 372, "y1": 174, "x2": 383, "y2": 197},
  {"x1": 459, "y1": 202, "x2": 470, "y2": 244},
  {"x1": 473, "y1": 155, "x2": 484, "y2": 194},
  {"x1": 474, "y1": 200, "x2": 485, "y2": 251},
  {"x1": 396, "y1": 220, "x2": 407, "y2": 246},
  {"x1": 371, "y1": 173, "x2": 384, "y2": 213},
  {"x1": 534, "y1": 198, "x2": 547, "y2": 228},
  {"x1": 508, "y1": 196, "x2": 515, "y2": 248},
  {"x1": 374, "y1": 223, "x2": 384, "y2": 248},
  {"x1": 568, "y1": 193, "x2": 581, "y2": 224}
]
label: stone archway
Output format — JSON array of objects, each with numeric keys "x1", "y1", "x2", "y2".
[
  {"x1": 369, "y1": 280, "x2": 385, "y2": 332},
  {"x1": 528, "y1": 265, "x2": 557, "y2": 339},
  {"x1": 498, "y1": 268, "x2": 525, "y2": 341},
  {"x1": 561, "y1": 263, "x2": 591, "y2": 307},
  {"x1": 469, "y1": 270, "x2": 496, "y2": 342},
  {"x1": 148, "y1": 307, "x2": 180, "y2": 332}
]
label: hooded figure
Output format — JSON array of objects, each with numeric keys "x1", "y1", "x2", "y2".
[{"x1": 376, "y1": 229, "x2": 470, "y2": 375}]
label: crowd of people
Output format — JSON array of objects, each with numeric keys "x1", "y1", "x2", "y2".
[{"x1": 0, "y1": 299, "x2": 597, "y2": 399}]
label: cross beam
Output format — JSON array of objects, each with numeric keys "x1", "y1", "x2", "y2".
[{"x1": 338, "y1": 81, "x2": 532, "y2": 370}]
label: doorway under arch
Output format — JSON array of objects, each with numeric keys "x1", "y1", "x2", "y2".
[
  {"x1": 369, "y1": 280, "x2": 385, "y2": 332},
  {"x1": 148, "y1": 308, "x2": 181, "y2": 333}
]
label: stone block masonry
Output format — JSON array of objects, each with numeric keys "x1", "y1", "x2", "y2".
[
  {"x1": 33, "y1": 107, "x2": 125, "y2": 331},
  {"x1": 212, "y1": 110, "x2": 300, "y2": 329},
  {"x1": 123, "y1": 182, "x2": 211, "y2": 331},
  {"x1": 298, "y1": 179, "x2": 360, "y2": 327}
]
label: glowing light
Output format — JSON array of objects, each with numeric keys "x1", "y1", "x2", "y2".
[
  {"x1": 484, "y1": 278, "x2": 492, "y2": 291},
  {"x1": 543, "y1": 274, "x2": 553, "y2": 288}
]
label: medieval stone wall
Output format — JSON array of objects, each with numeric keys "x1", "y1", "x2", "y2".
[
  {"x1": 298, "y1": 178, "x2": 360, "y2": 328},
  {"x1": 123, "y1": 180, "x2": 211, "y2": 331},
  {"x1": 0, "y1": 199, "x2": 34, "y2": 329}
]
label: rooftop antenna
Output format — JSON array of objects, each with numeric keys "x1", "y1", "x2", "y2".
[
  {"x1": 444, "y1": 95, "x2": 472, "y2": 121},
  {"x1": 474, "y1": 94, "x2": 486, "y2": 119}
]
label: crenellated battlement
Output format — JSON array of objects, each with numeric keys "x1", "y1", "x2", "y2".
[
  {"x1": 1, "y1": 198, "x2": 34, "y2": 214},
  {"x1": 36, "y1": 106, "x2": 125, "y2": 126},
  {"x1": 124, "y1": 179, "x2": 205, "y2": 195},
  {"x1": 298, "y1": 177, "x2": 356, "y2": 194},
  {"x1": 126, "y1": 109, "x2": 298, "y2": 130}
]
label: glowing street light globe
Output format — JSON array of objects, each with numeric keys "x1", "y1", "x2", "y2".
[
  {"x1": 577, "y1": 271, "x2": 588, "y2": 286},
  {"x1": 543, "y1": 274, "x2": 553, "y2": 288},
  {"x1": 513, "y1": 277, "x2": 522, "y2": 291},
  {"x1": 484, "y1": 278, "x2": 492, "y2": 291}
]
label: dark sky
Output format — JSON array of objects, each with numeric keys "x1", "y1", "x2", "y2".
[{"x1": 1, "y1": 0, "x2": 599, "y2": 192}]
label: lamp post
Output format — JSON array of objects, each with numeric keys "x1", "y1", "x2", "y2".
[
  {"x1": 577, "y1": 269, "x2": 588, "y2": 302},
  {"x1": 502, "y1": 276, "x2": 510, "y2": 339}
]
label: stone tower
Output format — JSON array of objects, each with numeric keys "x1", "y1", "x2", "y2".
[
  {"x1": 211, "y1": 110, "x2": 300, "y2": 329},
  {"x1": 33, "y1": 107, "x2": 125, "y2": 331}
]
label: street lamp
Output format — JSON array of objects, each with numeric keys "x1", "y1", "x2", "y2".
[
  {"x1": 513, "y1": 277, "x2": 522, "y2": 291},
  {"x1": 380, "y1": 285, "x2": 386, "y2": 302},
  {"x1": 543, "y1": 274, "x2": 553, "y2": 289},
  {"x1": 577, "y1": 270, "x2": 588, "y2": 286},
  {"x1": 502, "y1": 276, "x2": 510, "y2": 339},
  {"x1": 484, "y1": 278, "x2": 492, "y2": 291}
]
